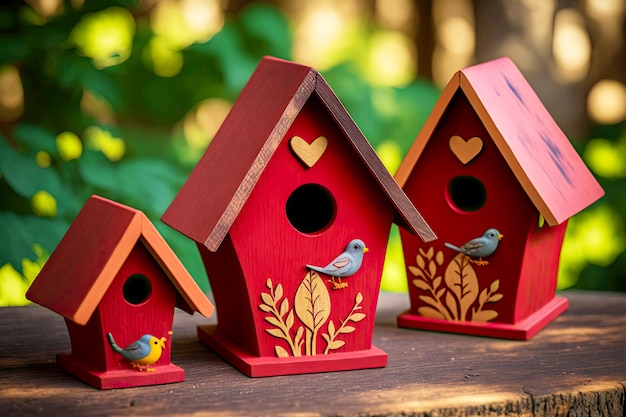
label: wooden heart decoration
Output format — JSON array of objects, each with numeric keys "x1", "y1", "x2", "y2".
[
  {"x1": 449, "y1": 135, "x2": 483, "y2": 165},
  {"x1": 289, "y1": 136, "x2": 328, "y2": 168}
]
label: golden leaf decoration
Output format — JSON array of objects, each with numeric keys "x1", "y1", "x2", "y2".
[
  {"x1": 260, "y1": 278, "x2": 303, "y2": 357},
  {"x1": 340, "y1": 325, "x2": 356, "y2": 334},
  {"x1": 419, "y1": 295, "x2": 440, "y2": 309},
  {"x1": 295, "y1": 271, "x2": 330, "y2": 356},
  {"x1": 295, "y1": 271, "x2": 331, "y2": 331},
  {"x1": 417, "y1": 254, "x2": 426, "y2": 269},
  {"x1": 279, "y1": 298, "x2": 288, "y2": 316},
  {"x1": 260, "y1": 292, "x2": 273, "y2": 306},
  {"x1": 410, "y1": 247, "x2": 505, "y2": 323},
  {"x1": 418, "y1": 306, "x2": 446, "y2": 320},
  {"x1": 275, "y1": 346, "x2": 289, "y2": 358},
  {"x1": 322, "y1": 292, "x2": 365, "y2": 354},
  {"x1": 409, "y1": 266, "x2": 424, "y2": 279},
  {"x1": 266, "y1": 328, "x2": 285, "y2": 338},
  {"x1": 489, "y1": 293, "x2": 504, "y2": 302},
  {"x1": 471, "y1": 278, "x2": 503, "y2": 322},
  {"x1": 433, "y1": 276, "x2": 442, "y2": 290},
  {"x1": 264, "y1": 316, "x2": 281, "y2": 327},
  {"x1": 412, "y1": 279, "x2": 430, "y2": 291},
  {"x1": 410, "y1": 246, "x2": 453, "y2": 321},
  {"x1": 435, "y1": 251, "x2": 444, "y2": 266},
  {"x1": 327, "y1": 340, "x2": 345, "y2": 350},
  {"x1": 472, "y1": 309, "x2": 498, "y2": 322},
  {"x1": 444, "y1": 253, "x2": 479, "y2": 321},
  {"x1": 445, "y1": 291, "x2": 459, "y2": 321},
  {"x1": 350, "y1": 312, "x2": 366, "y2": 322}
]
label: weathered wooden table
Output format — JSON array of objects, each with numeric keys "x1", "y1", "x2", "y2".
[{"x1": 1, "y1": 290, "x2": 624, "y2": 416}]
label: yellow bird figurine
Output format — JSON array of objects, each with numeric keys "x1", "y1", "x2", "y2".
[{"x1": 107, "y1": 332, "x2": 167, "y2": 372}]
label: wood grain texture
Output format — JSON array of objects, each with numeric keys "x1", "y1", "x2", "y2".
[
  {"x1": 162, "y1": 56, "x2": 436, "y2": 251},
  {"x1": 289, "y1": 135, "x2": 328, "y2": 167},
  {"x1": 397, "y1": 92, "x2": 569, "y2": 335},
  {"x1": 2, "y1": 290, "x2": 625, "y2": 417},
  {"x1": 395, "y1": 57, "x2": 603, "y2": 226},
  {"x1": 26, "y1": 195, "x2": 214, "y2": 322}
]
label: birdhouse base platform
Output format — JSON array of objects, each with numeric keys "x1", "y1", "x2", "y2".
[
  {"x1": 56, "y1": 353, "x2": 185, "y2": 389},
  {"x1": 397, "y1": 296, "x2": 568, "y2": 340},
  {"x1": 198, "y1": 325, "x2": 388, "y2": 377}
]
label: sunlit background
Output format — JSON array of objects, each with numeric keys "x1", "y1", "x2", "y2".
[{"x1": 1, "y1": 0, "x2": 625, "y2": 305}]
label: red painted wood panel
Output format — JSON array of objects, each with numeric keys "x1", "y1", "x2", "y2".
[
  {"x1": 161, "y1": 58, "x2": 316, "y2": 250},
  {"x1": 26, "y1": 196, "x2": 137, "y2": 323},
  {"x1": 226, "y1": 94, "x2": 394, "y2": 359},
  {"x1": 401, "y1": 92, "x2": 535, "y2": 325}
]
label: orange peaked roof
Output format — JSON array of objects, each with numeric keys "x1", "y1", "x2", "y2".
[
  {"x1": 27, "y1": 195, "x2": 214, "y2": 325},
  {"x1": 395, "y1": 57, "x2": 604, "y2": 226},
  {"x1": 162, "y1": 56, "x2": 436, "y2": 252}
]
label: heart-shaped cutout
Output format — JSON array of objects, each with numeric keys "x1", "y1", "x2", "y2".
[
  {"x1": 289, "y1": 136, "x2": 328, "y2": 168},
  {"x1": 449, "y1": 135, "x2": 483, "y2": 165}
]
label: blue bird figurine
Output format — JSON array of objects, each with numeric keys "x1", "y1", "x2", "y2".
[
  {"x1": 306, "y1": 239, "x2": 369, "y2": 289},
  {"x1": 107, "y1": 332, "x2": 167, "y2": 372},
  {"x1": 444, "y1": 228, "x2": 503, "y2": 266}
]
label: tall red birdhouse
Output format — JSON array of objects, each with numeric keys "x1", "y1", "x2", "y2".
[
  {"x1": 162, "y1": 56, "x2": 436, "y2": 377},
  {"x1": 26, "y1": 195, "x2": 214, "y2": 389},
  {"x1": 394, "y1": 57, "x2": 604, "y2": 340}
]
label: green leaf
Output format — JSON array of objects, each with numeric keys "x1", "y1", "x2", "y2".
[
  {"x1": 0, "y1": 139, "x2": 65, "y2": 200},
  {"x1": 0, "y1": 35, "x2": 29, "y2": 63},
  {"x1": 239, "y1": 4, "x2": 292, "y2": 59},
  {"x1": 0, "y1": 212, "x2": 68, "y2": 274},
  {"x1": 155, "y1": 221, "x2": 208, "y2": 292},
  {"x1": 12, "y1": 124, "x2": 59, "y2": 155}
]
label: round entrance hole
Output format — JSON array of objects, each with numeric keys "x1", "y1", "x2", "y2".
[
  {"x1": 447, "y1": 176, "x2": 487, "y2": 212},
  {"x1": 286, "y1": 184, "x2": 336, "y2": 234},
  {"x1": 123, "y1": 274, "x2": 152, "y2": 305}
]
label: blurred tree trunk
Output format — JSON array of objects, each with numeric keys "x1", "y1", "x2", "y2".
[
  {"x1": 415, "y1": 1, "x2": 434, "y2": 80},
  {"x1": 472, "y1": 0, "x2": 589, "y2": 138},
  {"x1": 473, "y1": 0, "x2": 626, "y2": 139}
]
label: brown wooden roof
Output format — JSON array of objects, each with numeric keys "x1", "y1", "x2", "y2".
[
  {"x1": 26, "y1": 195, "x2": 214, "y2": 325},
  {"x1": 162, "y1": 56, "x2": 436, "y2": 251},
  {"x1": 395, "y1": 57, "x2": 604, "y2": 226}
]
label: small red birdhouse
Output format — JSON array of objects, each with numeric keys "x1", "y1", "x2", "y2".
[
  {"x1": 26, "y1": 195, "x2": 214, "y2": 389},
  {"x1": 394, "y1": 57, "x2": 604, "y2": 340},
  {"x1": 162, "y1": 56, "x2": 435, "y2": 377}
]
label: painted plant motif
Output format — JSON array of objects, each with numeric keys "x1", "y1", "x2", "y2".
[
  {"x1": 409, "y1": 247, "x2": 502, "y2": 322},
  {"x1": 259, "y1": 272, "x2": 366, "y2": 357}
]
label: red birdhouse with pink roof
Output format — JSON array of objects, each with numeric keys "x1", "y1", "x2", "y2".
[
  {"x1": 26, "y1": 195, "x2": 214, "y2": 389},
  {"x1": 162, "y1": 56, "x2": 435, "y2": 377},
  {"x1": 394, "y1": 57, "x2": 604, "y2": 340}
]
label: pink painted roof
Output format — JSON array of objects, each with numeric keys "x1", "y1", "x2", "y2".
[{"x1": 396, "y1": 57, "x2": 604, "y2": 225}]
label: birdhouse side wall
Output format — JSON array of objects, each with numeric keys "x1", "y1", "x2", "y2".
[
  {"x1": 198, "y1": 239, "x2": 260, "y2": 356},
  {"x1": 400, "y1": 91, "x2": 537, "y2": 325},
  {"x1": 65, "y1": 315, "x2": 108, "y2": 371},
  {"x1": 515, "y1": 219, "x2": 568, "y2": 321},
  {"x1": 98, "y1": 242, "x2": 177, "y2": 371},
  {"x1": 227, "y1": 95, "x2": 394, "y2": 359}
]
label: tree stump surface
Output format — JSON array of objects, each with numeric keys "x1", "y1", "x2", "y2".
[{"x1": 1, "y1": 290, "x2": 624, "y2": 417}]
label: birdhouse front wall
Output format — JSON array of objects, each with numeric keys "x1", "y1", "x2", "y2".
[
  {"x1": 209, "y1": 95, "x2": 395, "y2": 359},
  {"x1": 66, "y1": 241, "x2": 177, "y2": 371},
  {"x1": 400, "y1": 92, "x2": 540, "y2": 325}
]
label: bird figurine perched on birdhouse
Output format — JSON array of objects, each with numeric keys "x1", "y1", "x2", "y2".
[
  {"x1": 444, "y1": 228, "x2": 503, "y2": 266},
  {"x1": 108, "y1": 332, "x2": 168, "y2": 373},
  {"x1": 306, "y1": 239, "x2": 369, "y2": 289}
]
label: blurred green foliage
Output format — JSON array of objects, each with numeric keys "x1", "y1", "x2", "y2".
[{"x1": 0, "y1": 1, "x2": 624, "y2": 305}]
